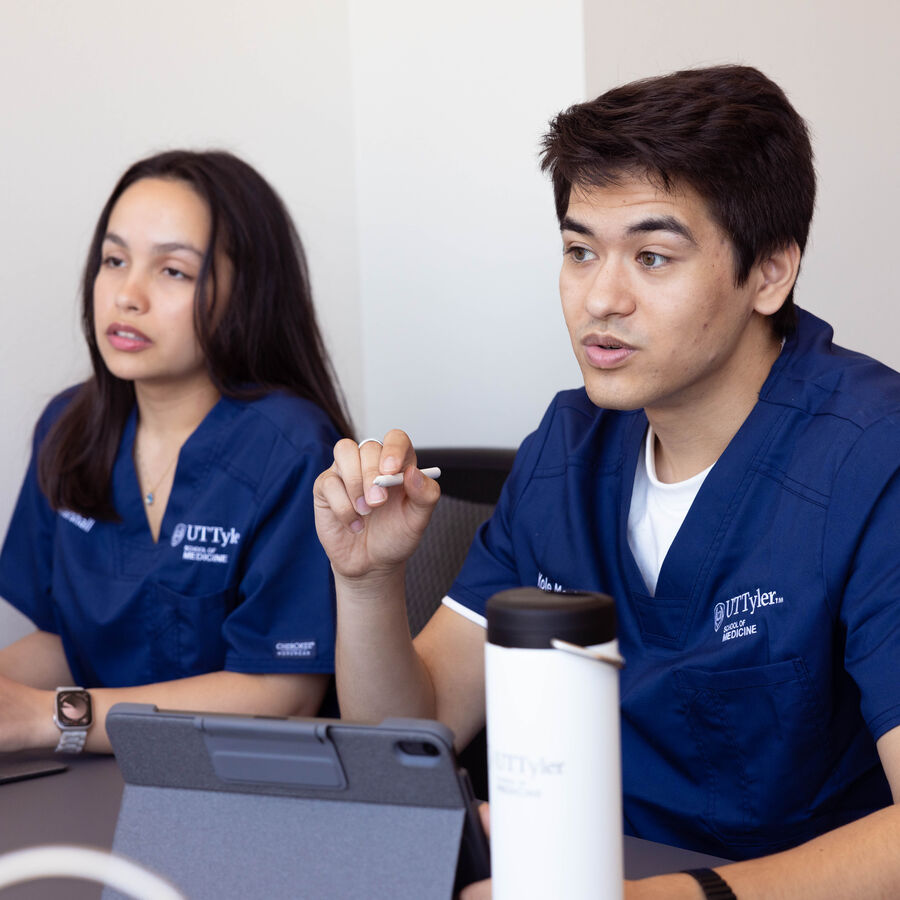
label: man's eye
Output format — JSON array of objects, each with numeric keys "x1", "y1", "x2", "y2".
[
  {"x1": 565, "y1": 246, "x2": 595, "y2": 263},
  {"x1": 638, "y1": 251, "x2": 667, "y2": 268}
]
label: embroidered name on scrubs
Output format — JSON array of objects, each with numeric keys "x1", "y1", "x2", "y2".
[
  {"x1": 59, "y1": 510, "x2": 96, "y2": 533},
  {"x1": 714, "y1": 586, "x2": 784, "y2": 642},
  {"x1": 537, "y1": 571, "x2": 567, "y2": 593},
  {"x1": 171, "y1": 521, "x2": 242, "y2": 565}
]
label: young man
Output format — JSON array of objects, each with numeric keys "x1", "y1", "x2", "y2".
[{"x1": 314, "y1": 66, "x2": 900, "y2": 898}]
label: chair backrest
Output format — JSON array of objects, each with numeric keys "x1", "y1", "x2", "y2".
[
  {"x1": 404, "y1": 448, "x2": 515, "y2": 637},
  {"x1": 405, "y1": 448, "x2": 514, "y2": 801}
]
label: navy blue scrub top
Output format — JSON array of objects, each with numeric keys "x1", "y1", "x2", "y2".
[
  {"x1": 0, "y1": 388, "x2": 340, "y2": 688},
  {"x1": 448, "y1": 309, "x2": 900, "y2": 859}
]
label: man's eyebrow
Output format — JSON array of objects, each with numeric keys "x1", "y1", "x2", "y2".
[
  {"x1": 102, "y1": 232, "x2": 204, "y2": 258},
  {"x1": 626, "y1": 216, "x2": 696, "y2": 244},
  {"x1": 559, "y1": 216, "x2": 594, "y2": 236},
  {"x1": 559, "y1": 214, "x2": 697, "y2": 245}
]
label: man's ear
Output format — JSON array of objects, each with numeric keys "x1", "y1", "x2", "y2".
[{"x1": 753, "y1": 241, "x2": 802, "y2": 316}]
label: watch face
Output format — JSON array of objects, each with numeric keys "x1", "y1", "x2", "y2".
[{"x1": 56, "y1": 689, "x2": 92, "y2": 727}]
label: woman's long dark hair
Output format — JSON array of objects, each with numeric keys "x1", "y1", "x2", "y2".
[{"x1": 38, "y1": 150, "x2": 354, "y2": 519}]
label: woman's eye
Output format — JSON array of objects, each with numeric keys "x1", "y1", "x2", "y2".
[
  {"x1": 102, "y1": 255, "x2": 125, "y2": 268},
  {"x1": 638, "y1": 251, "x2": 668, "y2": 268},
  {"x1": 163, "y1": 267, "x2": 190, "y2": 280}
]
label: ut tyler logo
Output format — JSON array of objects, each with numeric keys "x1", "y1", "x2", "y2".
[
  {"x1": 171, "y1": 523, "x2": 187, "y2": 548},
  {"x1": 714, "y1": 602, "x2": 725, "y2": 632}
]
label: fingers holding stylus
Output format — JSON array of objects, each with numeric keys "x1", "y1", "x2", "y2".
[
  {"x1": 327, "y1": 431, "x2": 439, "y2": 520},
  {"x1": 370, "y1": 429, "x2": 442, "y2": 513},
  {"x1": 314, "y1": 431, "x2": 443, "y2": 576}
]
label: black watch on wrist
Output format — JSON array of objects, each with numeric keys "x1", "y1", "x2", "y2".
[
  {"x1": 682, "y1": 867, "x2": 738, "y2": 900},
  {"x1": 53, "y1": 686, "x2": 93, "y2": 754}
]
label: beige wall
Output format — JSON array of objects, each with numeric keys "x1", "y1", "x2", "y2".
[
  {"x1": 349, "y1": 0, "x2": 585, "y2": 445},
  {"x1": 582, "y1": 0, "x2": 900, "y2": 369}
]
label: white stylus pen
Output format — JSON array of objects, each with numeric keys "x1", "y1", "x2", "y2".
[{"x1": 372, "y1": 467, "x2": 441, "y2": 488}]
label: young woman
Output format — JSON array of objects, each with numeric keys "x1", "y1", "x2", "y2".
[{"x1": 0, "y1": 150, "x2": 353, "y2": 753}]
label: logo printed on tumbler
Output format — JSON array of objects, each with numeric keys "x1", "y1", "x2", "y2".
[{"x1": 491, "y1": 750, "x2": 565, "y2": 799}]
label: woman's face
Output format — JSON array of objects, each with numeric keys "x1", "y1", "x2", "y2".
[{"x1": 92, "y1": 177, "x2": 230, "y2": 393}]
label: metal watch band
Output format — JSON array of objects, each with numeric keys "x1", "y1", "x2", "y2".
[
  {"x1": 55, "y1": 728, "x2": 88, "y2": 754},
  {"x1": 682, "y1": 867, "x2": 738, "y2": 900}
]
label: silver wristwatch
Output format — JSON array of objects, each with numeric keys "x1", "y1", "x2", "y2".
[{"x1": 53, "y1": 686, "x2": 93, "y2": 753}]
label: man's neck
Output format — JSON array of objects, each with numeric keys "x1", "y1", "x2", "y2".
[{"x1": 648, "y1": 327, "x2": 782, "y2": 484}]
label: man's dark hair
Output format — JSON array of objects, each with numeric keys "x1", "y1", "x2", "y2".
[{"x1": 540, "y1": 65, "x2": 815, "y2": 337}]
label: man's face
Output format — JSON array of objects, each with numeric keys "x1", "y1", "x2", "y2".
[{"x1": 559, "y1": 175, "x2": 778, "y2": 422}]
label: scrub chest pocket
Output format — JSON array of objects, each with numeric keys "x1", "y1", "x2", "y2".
[
  {"x1": 150, "y1": 583, "x2": 236, "y2": 681},
  {"x1": 674, "y1": 657, "x2": 827, "y2": 849}
]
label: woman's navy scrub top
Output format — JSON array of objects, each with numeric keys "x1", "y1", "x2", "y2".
[{"x1": 0, "y1": 388, "x2": 340, "y2": 688}]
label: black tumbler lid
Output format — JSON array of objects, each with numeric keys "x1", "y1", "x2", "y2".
[{"x1": 486, "y1": 587, "x2": 617, "y2": 649}]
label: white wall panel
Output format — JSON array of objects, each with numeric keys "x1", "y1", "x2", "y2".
[{"x1": 349, "y1": 0, "x2": 585, "y2": 446}]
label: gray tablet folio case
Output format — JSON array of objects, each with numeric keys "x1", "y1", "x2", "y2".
[{"x1": 104, "y1": 704, "x2": 484, "y2": 900}]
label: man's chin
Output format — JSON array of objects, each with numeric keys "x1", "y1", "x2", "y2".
[{"x1": 583, "y1": 383, "x2": 645, "y2": 412}]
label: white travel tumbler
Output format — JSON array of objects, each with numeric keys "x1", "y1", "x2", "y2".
[{"x1": 485, "y1": 587, "x2": 624, "y2": 900}]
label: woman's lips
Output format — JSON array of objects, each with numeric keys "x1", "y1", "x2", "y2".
[
  {"x1": 106, "y1": 323, "x2": 152, "y2": 352},
  {"x1": 582, "y1": 337, "x2": 635, "y2": 369}
]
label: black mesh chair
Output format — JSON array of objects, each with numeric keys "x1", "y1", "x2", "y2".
[
  {"x1": 405, "y1": 447, "x2": 516, "y2": 799},
  {"x1": 405, "y1": 447, "x2": 515, "y2": 635}
]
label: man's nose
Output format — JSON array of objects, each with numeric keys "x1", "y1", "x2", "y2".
[{"x1": 583, "y1": 257, "x2": 635, "y2": 320}]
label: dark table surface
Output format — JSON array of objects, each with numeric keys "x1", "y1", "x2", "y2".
[{"x1": 0, "y1": 750, "x2": 729, "y2": 898}]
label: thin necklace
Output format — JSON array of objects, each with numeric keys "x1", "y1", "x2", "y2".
[{"x1": 135, "y1": 447, "x2": 181, "y2": 506}]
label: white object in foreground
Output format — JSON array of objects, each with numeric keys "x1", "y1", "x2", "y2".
[{"x1": 0, "y1": 845, "x2": 185, "y2": 899}]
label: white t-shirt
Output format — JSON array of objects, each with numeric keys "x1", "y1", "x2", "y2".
[{"x1": 626, "y1": 426, "x2": 713, "y2": 596}]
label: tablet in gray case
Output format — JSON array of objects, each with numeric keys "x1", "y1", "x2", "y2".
[{"x1": 104, "y1": 703, "x2": 489, "y2": 900}]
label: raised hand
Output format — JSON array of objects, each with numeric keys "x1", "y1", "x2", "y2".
[{"x1": 313, "y1": 430, "x2": 442, "y2": 581}]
